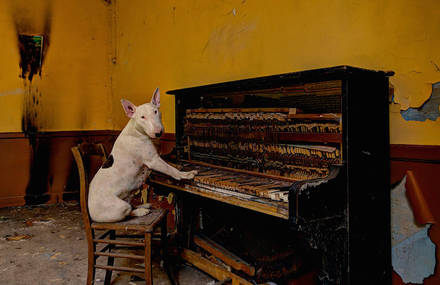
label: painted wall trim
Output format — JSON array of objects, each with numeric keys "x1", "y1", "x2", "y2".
[
  {"x1": 0, "y1": 130, "x2": 121, "y2": 140},
  {"x1": 0, "y1": 130, "x2": 120, "y2": 208},
  {"x1": 391, "y1": 144, "x2": 440, "y2": 164}
]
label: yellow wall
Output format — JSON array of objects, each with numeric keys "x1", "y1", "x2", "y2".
[
  {"x1": 0, "y1": 0, "x2": 438, "y2": 144},
  {"x1": 112, "y1": 0, "x2": 440, "y2": 145},
  {"x1": 0, "y1": 0, "x2": 114, "y2": 132}
]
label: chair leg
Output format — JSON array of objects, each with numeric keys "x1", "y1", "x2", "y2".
[
  {"x1": 87, "y1": 235, "x2": 96, "y2": 285},
  {"x1": 144, "y1": 232, "x2": 153, "y2": 285},
  {"x1": 161, "y1": 217, "x2": 176, "y2": 285},
  {"x1": 104, "y1": 230, "x2": 116, "y2": 285},
  {"x1": 160, "y1": 218, "x2": 167, "y2": 267}
]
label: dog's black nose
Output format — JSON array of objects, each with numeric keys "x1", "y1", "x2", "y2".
[{"x1": 155, "y1": 131, "x2": 163, "y2": 138}]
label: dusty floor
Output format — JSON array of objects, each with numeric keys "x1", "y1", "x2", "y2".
[{"x1": 0, "y1": 202, "x2": 214, "y2": 285}]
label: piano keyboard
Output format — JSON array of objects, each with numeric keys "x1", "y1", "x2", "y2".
[
  {"x1": 190, "y1": 164, "x2": 291, "y2": 202},
  {"x1": 148, "y1": 161, "x2": 294, "y2": 219}
]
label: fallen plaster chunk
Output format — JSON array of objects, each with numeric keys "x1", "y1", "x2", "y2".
[
  {"x1": 400, "y1": 82, "x2": 440, "y2": 121},
  {"x1": 391, "y1": 177, "x2": 436, "y2": 283}
]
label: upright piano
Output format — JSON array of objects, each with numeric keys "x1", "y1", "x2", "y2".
[{"x1": 148, "y1": 66, "x2": 392, "y2": 284}]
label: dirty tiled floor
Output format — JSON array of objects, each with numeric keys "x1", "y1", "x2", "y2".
[{"x1": 0, "y1": 203, "x2": 214, "y2": 285}]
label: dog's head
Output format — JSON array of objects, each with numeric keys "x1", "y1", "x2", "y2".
[{"x1": 121, "y1": 88, "x2": 164, "y2": 139}]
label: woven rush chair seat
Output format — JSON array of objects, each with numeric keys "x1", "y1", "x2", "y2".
[{"x1": 91, "y1": 208, "x2": 167, "y2": 232}]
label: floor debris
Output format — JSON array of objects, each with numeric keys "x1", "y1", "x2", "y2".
[
  {"x1": 0, "y1": 202, "x2": 214, "y2": 284},
  {"x1": 5, "y1": 234, "x2": 33, "y2": 241}
]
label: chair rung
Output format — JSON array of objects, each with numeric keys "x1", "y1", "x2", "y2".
[
  {"x1": 95, "y1": 264, "x2": 145, "y2": 273},
  {"x1": 95, "y1": 251, "x2": 145, "y2": 260},
  {"x1": 93, "y1": 239, "x2": 144, "y2": 247}
]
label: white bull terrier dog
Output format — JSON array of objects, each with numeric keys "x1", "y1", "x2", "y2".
[{"x1": 88, "y1": 88, "x2": 197, "y2": 222}]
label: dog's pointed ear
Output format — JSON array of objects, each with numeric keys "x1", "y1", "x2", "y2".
[
  {"x1": 151, "y1": 87, "x2": 160, "y2": 107},
  {"x1": 121, "y1": 99, "x2": 136, "y2": 118}
]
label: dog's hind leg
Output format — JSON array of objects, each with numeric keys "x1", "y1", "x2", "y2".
[
  {"x1": 90, "y1": 197, "x2": 132, "y2": 223},
  {"x1": 100, "y1": 199, "x2": 150, "y2": 220}
]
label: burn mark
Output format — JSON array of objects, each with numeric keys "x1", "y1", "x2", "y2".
[
  {"x1": 21, "y1": 83, "x2": 48, "y2": 205},
  {"x1": 17, "y1": 35, "x2": 43, "y2": 81},
  {"x1": 21, "y1": 83, "x2": 41, "y2": 145},
  {"x1": 15, "y1": 2, "x2": 51, "y2": 135},
  {"x1": 102, "y1": 155, "x2": 114, "y2": 169},
  {"x1": 24, "y1": 136, "x2": 52, "y2": 205},
  {"x1": 13, "y1": 1, "x2": 51, "y2": 82},
  {"x1": 11, "y1": 2, "x2": 53, "y2": 205}
]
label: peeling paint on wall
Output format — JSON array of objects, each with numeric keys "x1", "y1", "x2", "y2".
[
  {"x1": 401, "y1": 82, "x2": 440, "y2": 122},
  {"x1": 391, "y1": 177, "x2": 436, "y2": 284}
]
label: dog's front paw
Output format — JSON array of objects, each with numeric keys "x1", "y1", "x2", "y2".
[
  {"x1": 130, "y1": 208, "x2": 151, "y2": 217},
  {"x1": 180, "y1": 170, "x2": 198, "y2": 180}
]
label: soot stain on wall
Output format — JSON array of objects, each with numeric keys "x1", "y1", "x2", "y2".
[
  {"x1": 13, "y1": 3, "x2": 51, "y2": 83},
  {"x1": 13, "y1": 2, "x2": 53, "y2": 204},
  {"x1": 25, "y1": 136, "x2": 53, "y2": 205},
  {"x1": 21, "y1": 82, "x2": 40, "y2": 138}
]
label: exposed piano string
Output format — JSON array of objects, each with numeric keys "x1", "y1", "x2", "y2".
[
  {"x1": 185, "y1": 111, "x2": 342, "y2": 137},
  {"x1": 189, "y1": 140, "x2": 338, "y2": 177},
  {"x1": 191, "y1": 140, "x2": 340, "y2": 160},
  {"x1": 184, "y1": 108, "x2": 342, "y2": 181}
]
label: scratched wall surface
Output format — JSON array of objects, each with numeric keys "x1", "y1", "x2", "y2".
[
  {"x1": 0, "y1": 0, "x2": 114, "y2": 133},
  {"x1": 112, "y1": 0, "x2": 440, "y2": 145}
]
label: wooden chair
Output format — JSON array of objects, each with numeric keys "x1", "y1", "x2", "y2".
[{"x1": 71, "y1": 142, "x2": 173, "y2": 285}]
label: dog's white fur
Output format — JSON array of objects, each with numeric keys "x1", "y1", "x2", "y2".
[{"x1": 88, "y1": 88, "x2": 197, "y2": 222}]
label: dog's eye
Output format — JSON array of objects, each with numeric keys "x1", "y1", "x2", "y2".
[
  {"x1": 154, "y1": 110, "x2": 157, "y2": 114},
  {"x1": 141, "y1": 116, "x2": 145, "y2": 119}
]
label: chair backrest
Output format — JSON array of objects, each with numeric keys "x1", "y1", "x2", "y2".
[{"x1": 71, "y1": 143, "x2": 107, "y2": 231}]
